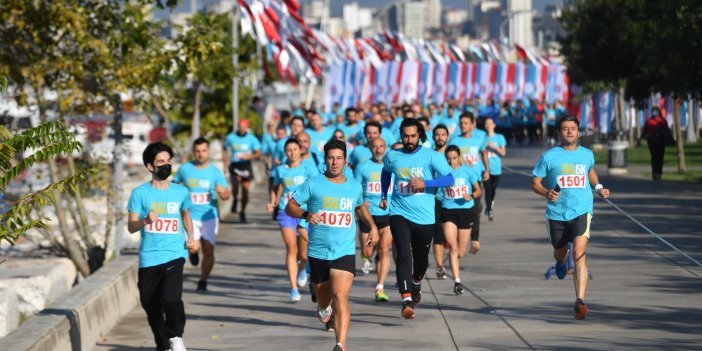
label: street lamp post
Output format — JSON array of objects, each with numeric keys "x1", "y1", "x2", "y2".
[{"x1": 232, "y1": 4, "x2": 239, "y2": 128}]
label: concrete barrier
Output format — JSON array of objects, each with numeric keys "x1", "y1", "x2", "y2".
[{"x1": 1, "y1": 254, "x2": 139, "y2": 351}]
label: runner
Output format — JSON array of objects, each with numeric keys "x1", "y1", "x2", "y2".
[
  {"x1": 380, "y1": 118, "x2": 455, "y2": 319},
  {"x1": 127, "y1": 142, "x2": 199, "y2": 351},
  {"x1": 354, "y1": 136, "x2": 393, "y2": 302},
  {"x1": 430, "y1": 124, "x2": 450, "y2": 279},
  {"x1": 348, "y1": 121, "x2": 382, "y2": 169},
  {"x1": 483, "y1": 117, "x2": 507, "y2": 221},
  {"x1": 448, "y1": 112, "x2": 489, "y2": 254},
  {"x1": 439, "y1": 145, "x2": 482, "y2": 295},
  {"x1": 267, "y1": 138, "x2": 318, "y2": 302},
  {"x1": 223, "y1": 119, "x2": 261, "y2": 223},
  {"x1": 531, "y1": 115, "x2": 610, "y2": 320},
  {"x1": 173, "y1": 137, "x2": 230, "y2": 293},
  {"x1": 286, "y1": 139, "x2": 379, "y2": 351}
]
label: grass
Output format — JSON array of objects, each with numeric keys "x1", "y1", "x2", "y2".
[{"x1": 593, "y1": 139, "x2": 702, "y2": 183}]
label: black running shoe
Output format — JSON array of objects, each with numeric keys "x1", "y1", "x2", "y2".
[
  {"x1": 189, "y1": 252, "x2": 199, "y2": 266},
  {"x1": 230, "y1": 199, "x2": 238, "y2": 213},
  {"x1": 309, "y1": 282, "x2": 317, "y2": 303},
  {"x1": 453, "y1": 282, "x2": 464, "y2": 295},
  {"x1": 239, "y1": 212, "x2": 247, "y2": 223},
  {"x1": 411, "y1": 283, "x2": 422, "y2": 306},
  {"x1": 332, "y1": 343, "x2": 345, "y2": 351},
  {"x1": 401, "y1": 300, "x2": 415, "y2": 319},
  {"x1": 196, "y1": 279, "x2": 207, "y2": 293}
]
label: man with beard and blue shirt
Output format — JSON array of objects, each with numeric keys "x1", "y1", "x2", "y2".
[
  {"x1": 532, "y1": 115, "x2": 610, "y2": 320},
  {"x1": 173, "y1": 138, "x2": 230, "y2": 293},
  {"x1": 286, "y1": 139, "x2": 378, "y2": 351},
  {"x1": 380, "y1": 118, "x2": 454, "y2": 319}
]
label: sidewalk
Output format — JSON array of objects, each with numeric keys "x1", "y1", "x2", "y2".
[{"x1": 94, "y1": 147, "x2": 702, "y2": 351}]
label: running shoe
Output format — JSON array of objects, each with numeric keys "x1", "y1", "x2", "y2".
[
  {"x1": 488, "y1": 210, "x2": 495, "y2": 221},
  {"x1": 169, "y1": 336, "x2": 186, "y2": 351},
  {"x1": 411, "y1": 283, "x2": 422, "y2": 306},
  {"x1": 375, "y1": 288, "x2": 390, "y2": 302},
  {"x1": 189, "y1": 252, "x2": 199, "y2": 266},
  {"x1": 401, "y1": 300, "x2": 415, "y2": 319},
  {"x1": 332, "y1": 343, "x2": 345, "y2": 351},
  {"x1": 574, "y1": 298, "x2": 588, "y2": 320},
  {"x1": 290, "y1": 288, "x2": 301, "y2": 302},
  {"x1": 230, "y1": 199, "x2": 238, "y2": 214},
  {"x1": 196, "y1": 279, "x2": 207, "y2": 293},
  {"x1": 555, "y1": 259, "x2": 568, "y2": 280},
  {"x1": 297, "y1": 271, "x2": 309, "y2": 287},
  {"x1": 317, "y1": 304, "x2": 333, "y2": 323},
  {"x1": 309, "y1": 282, "x2": 317, "y2": 303},
  {"x1": 239, "y1": 212, "x2": 247, "y2": 223},
  {"x1": 436, "y1": 266, "x2": 447, "y2": 280},
  {"x1": 361, "y1": 258, "x2": 372, "y2": 275},
  {"x1": 453, "y1": 282, "x2": 464, "y2": 295}
]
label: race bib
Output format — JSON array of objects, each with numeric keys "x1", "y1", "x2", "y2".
[
  {"x1": 317, "y1": 210, "x2": 353, "y2": 228},
  {"x1": 396, "y1": 181, "x2": 423, "y2": 196},
  {"x1": 367, "y1": 181, "x2": 381, "y2": 194},
  {"x1": 145, "y1": 218, "x2": 180, "y2": 234},
  {"x1": 443, "y1": 186, "x2": 468, "y2": 199},
  {"x1": 557, "y1": 175, "x2": 587, "y2": 189},
  {"x1": 464, "y1": 154, "x2": 479, "y2": 165},
  {"x1": 191, "y1": 192, "x2": 211, "y2": 205}
]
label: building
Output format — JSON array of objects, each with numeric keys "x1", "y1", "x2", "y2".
[
  {"x1": 343, "y1": 2, "x2": 374, "y2": 35},
  {"x1": 425, "y1": 0, "x2": 442, "y2": 29},
  {"x1": 302, "y1": 0, "x2": 327, "y2": 26},
  {"x1": 507, "y1": 0, "x2": 533, "y2": 48},
  {"x1": 378, "y1": 0, "x2": 427, "y2": 39}
]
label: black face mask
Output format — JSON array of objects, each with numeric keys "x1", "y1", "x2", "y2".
[{"x1": 153, "y1": 164, "x2": 172, "y2": 180}]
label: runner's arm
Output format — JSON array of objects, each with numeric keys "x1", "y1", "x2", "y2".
[
  {"x1": 380, "y1": 169, "x2": 392, "y2": 198},
  {"x1": 532, "y1": 176, "x2": 559, "y2": 201},
  {"x1": 285, "y1": 197, "x2": 305, "y2": 218},
  {"x1": 127, "y1": 211, "x2": 155, "y2": 234},
  {"x1": 355, "y1": 202, "x2": 379, "y2": 247},
  {"x1": 588, "y1": 169, "x2": 610, "y2": 199},
  {"x1": 216, "y1": 183, "x2": 231, "y2": 201},
  {"x1": 481, "y1": 150, "x2": 490, "y2": 180},
  {"x1": 423, "y1": 173, "x2": 455, "y2": 188}
]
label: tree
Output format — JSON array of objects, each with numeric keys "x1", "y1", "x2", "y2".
[{"x1": 560, "y1": 0, "x2": 702, "y2": 172}]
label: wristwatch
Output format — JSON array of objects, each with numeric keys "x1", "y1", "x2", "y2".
[{"x1": 301, "y1": 211, "x2": 310, "y2": 220}]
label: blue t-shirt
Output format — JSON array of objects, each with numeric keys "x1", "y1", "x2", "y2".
[
  {"x1": 307, "y1": 127, "x2": 334, "y2": 155},
  {"x1": 382, "y1": 146, "x2": 453, "y2": 225},
  {"x1": 532, "y1": 146, "x2": 595, "y2": 221},
  {"x1": 261, "y1": 133, "x2": 277, "y2": 156},
  {"x1": 485, "y1": 134, "x2": 507, "y2": 175},
  {"x1": 173, "y1": 162, "x2": 227, "y2": 221},
  {"x1": 448, "y1": 134, "x2": 487, "y2": 173},
  {"x1": 224, "y1": 132, "x2": 261, "y2": 164},
  {"x1": 273, "y1": 137, "x2": 289, "y2": 165},
  {"x1": 349, "y1": 145, "x2": 372, "y2": 167},
  {"x1": 127, "y1": 182, "x2": 193, "y2": 268},
  {"x1": 440, "y1": 116, "x2": 460, "y2": 135},
  {"x1": 440, "y1": 165, "x2": 480, "y2": 209},
  {"x1": 273, "y1": 162, "x2": 319, "y2": 211},
  {"x1": 292, "y1": 174, "x2": 364, "y2": 260},
  {"x1": 354, "y1": 159, "x2": 392, "y2": 216},
  {"x1": 337, "y1": 122, "x2": 364, "y2": 143}
]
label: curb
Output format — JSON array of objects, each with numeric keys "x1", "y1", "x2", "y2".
[{"x1": 1, "y1": 255, "x2": 139, "y2": 351}]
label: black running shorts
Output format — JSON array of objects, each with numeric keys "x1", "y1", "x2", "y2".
[
  {"x1": 229, "y1": 162, "x2": 254, "y2": 180},
  {"x1": 547, "y1": 213, "x2": 592, "y2": 249},
  {"x1": 309, "y1": 255, "x2": 356, "y2": 284},
  {"x1": 359, "y1": 215, "x2": 390, "y2": 233},
  {"x1": 433, "y1": 199, "x2": 445, "y2": 244},
  {"x1": 440, "y1": 207, "x2": 474, "y2": 230}
]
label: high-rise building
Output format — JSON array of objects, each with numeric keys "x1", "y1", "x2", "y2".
[
  {"x1": 380, "y1": 1, "x2": 427, "y2": 39},
  {"x1": 508, "y1": 0, "x2": 533, "y2": 47},
  {"x1": 343, "y1": 2, "x2": 374, "y2": 35},
  {"x1": 425, "y1": 0, "x2": 442, "y2": 29},
  {"x1": 302, "y1": 0, "x2": 327, "y2": 26}
]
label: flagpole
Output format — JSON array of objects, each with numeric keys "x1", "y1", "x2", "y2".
[
  {"x1": 306, "y1": 80, "x2": 316, "y2": 109},
  {"x1": 232, "y1": 4, "x2": 240, "y2": 128}
]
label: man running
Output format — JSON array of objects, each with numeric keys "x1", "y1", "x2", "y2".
[
  {"x1": 483, "y1": 117, "x2": 507, "y2": 221},
  {"x1": 286, "y1": 139, "x2": 379, "y2": 351},
  {"x1": 127, "y1": 142, "x2": 199, "y2": 351},
  {"x1": 354, "y1": 136, "x2": 393, "y2": 302},
  {"x1": 380, "y1": 118, "x2": 454, "y2": 319},
  {"x1": 223, "y1": 119, "x2": 261, "y2": 223},
  {"x1": 348, "y1": 121, "x2": 382, "y2": 169},
  {"x1": 173, "y1": 137, "x2": 230, "y2": 293},
  {"x1": 431, "y1": 124, "x2": 450, "y2": 279},
  {"x1": 531, "y1": 115, "x2": 610, "y2": 320}
]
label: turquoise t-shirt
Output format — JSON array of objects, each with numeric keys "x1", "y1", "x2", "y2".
[
  {"x1": 273, "y1": 162, "x2": 319, "y2": 211},
  {"x1": 440, "y1": 116, "x2": 460, "y2": 135},
  {"x1": 448, "y1": 134, "x2": 487, "y2": 173},
  {"x1": 307, "y1": 127, "x2": 334, "y2": 155},
  {"x1": 173, "y1": 162, "x2": 227, "y2": 221},
  {"x1": 127, "y1": 182, "x2": 193, "y2": 268},
  {"x1": 292, "y1": 174, "x2": 364, "y2": 260},
  {"x1": 485, "y1": 134, "x2": 507, "y2": 175},
  {"x1": 224, "y1": 132, "x2": 261, "y2": 164},
  {"x1": 261, "y1": 132, "x2": 277, "y2": 156},
  {"x1": 531, "y1": 146, "x2": 595, "y2": 221},
  {"x1": 349, "y1": 145, "x2": 372, "y2": 167},
  {"x1": 354, "y1": 159, "x2": 392, "y2": 216},
  {"x1": 440, "y1": 165, "x2": 480, "y2": 209},
  {"x1": 382, "y1": 146, "x2": 453, "y2": 225}
]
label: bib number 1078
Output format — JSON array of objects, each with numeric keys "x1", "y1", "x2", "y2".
[
  {"x1": 146, "y1": 218, "x2": 180, "y2": 234},
  {"x1": 556, "y1": 175, "x2": 586, "y2": 189}
]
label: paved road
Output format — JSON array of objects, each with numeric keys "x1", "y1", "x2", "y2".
[{"x1": 95, "y1": 146, "x2": 702, "y2": 351}]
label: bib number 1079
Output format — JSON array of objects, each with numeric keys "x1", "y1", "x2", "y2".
[{"x1": 318, "y1": 210, "x2": 352, "y2": 228}]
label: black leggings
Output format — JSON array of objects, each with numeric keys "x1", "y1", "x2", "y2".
[
  {"x1": 138, "y1": 258, "x2": 186, "y2": 351},
  {"x1": 484, "y1": 174, "x2": 501, "y2": 212},
  {"x1": 390, "y1": 215, "x2": 435, "y2": 294}
]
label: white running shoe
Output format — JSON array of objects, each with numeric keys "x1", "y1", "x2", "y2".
[
  {"x1": 361, "y1": 258, "x2": 373, "y2": 275},
  {"x1": 317, "y1": 304, "x2": 333, "y2": 323},
  {"x1": 169, "y1": 336, "x2": 187, "y2": 351},
  {"x1": 297, "y1": 271, "x2": 309, "y2": 287}
]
